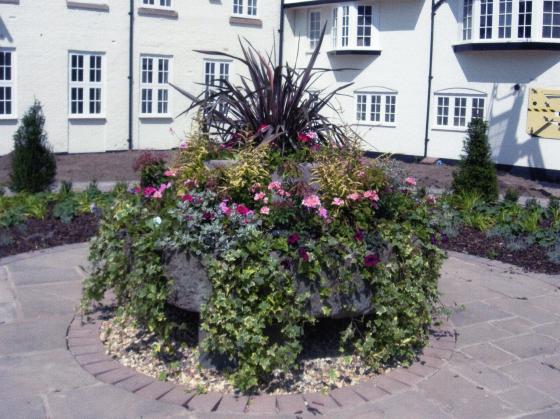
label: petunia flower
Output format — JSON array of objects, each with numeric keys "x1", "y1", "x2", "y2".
[
  {"x1": 363, "y1": 190, "x2": 379, "y2": 202},
  {"x1": 318, "y1": 207, "x2": 328, "y2": 219},
  {"x1": 219, "y1": 200, "x2": 231, "y2": 216},
  {"x1": 302, "y1": 194, "x2": 322, "y2": 209},
  {"x1": 254, "y1": 192, "x2": 267, "y2": 202},
  {"x1": 287, "y1": 233, "x2": 300, "y2": 246},
  {"x1": 260, "y1": 206, "x2": 270, "y2": 215},
  {"x1": 364, "y1": 254, "x2": 380, "y2": 268},
  {"x1": 405, "y1": 177, "x2": 417, "y2": 186},
  {"x1": 236, "y1": 204, "x2": 250, "y2": 216},
  {"x1": 182, "y1": 194, "x2": 194, "y2": 203},
  {"x1": 332, "y1": 197, "x2": 345, "y2": 207},
  {"x1": 298, "y1": 247, "x2": 310, "y2": 262},
  {"x1": 354, "y1": 229, "x2": 364, "y2": 242},
  {"x1": 347, "y1": 192, "x2": 361, "y2": 201}
]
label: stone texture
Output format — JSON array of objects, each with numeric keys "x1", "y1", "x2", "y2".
[
  {"x1": 329, "y1": 387, "x2": 366, "y2": 406},
  {"x1": 461, "y1": 343, "x2": 519, "y2": 368},
  {"x1": 165, "y1": 252, "x2": 212, "y2": 313},
  {"x1": 455, "y1": 322, "x2": 513, "y2": 348},
  {"x1": 276, "y1": 394, "x2": 306, "y2": 414},
  {"x1": 500, "y1": 359, "x2": 560, "y2": 399},
  {"x1": 0, "y1": 316, "x2": 72, "y2": 355},
  {"x1": 245, "y1": 395, "x2": 277, "y2": 414},
  {"x1": 0, "y1": 397, "x2": 46, "y2": 419},
  {"x1": 497, "y1": 386, "x2": 559, "y2": 411},
  {"x1": 451, "y1": 301, "x2": 511, "y2": 327},
  {"x1": 303, "y1": 392, "x2": 340, "y2": 412},
  {"x1": 186, "y1": 392, "x2": 223, "y2": 412},
  {"x1": 491, "y1": 316, "x2": 536, "y2": 335},
  {"x1": 134, "y1": 380, "x2": 175, "y2": 400},
  {"x1": 215, "y1": 394, "x2": 248, "y2": 413},
  {"x1": 493, "y1": 333, "x2": 560, "y2": 359}
]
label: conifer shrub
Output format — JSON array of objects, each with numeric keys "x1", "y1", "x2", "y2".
[
  {"x1": 10, "y1": 101, "x2": 57, "y2": 193},
  {"x1": 452, "y1": 118, "x2": 498, "y2": 202}
]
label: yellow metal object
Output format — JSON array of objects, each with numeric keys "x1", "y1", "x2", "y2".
[{"x1": 527, "y1": 88, "x2": 560, "y2": 139}]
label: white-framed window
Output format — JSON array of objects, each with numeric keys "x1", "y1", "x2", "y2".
[
  {"x1": 332, "y1": 3, "x2": 377, "y2": 49},
  {"x1": 142, "y1": 0, "x2": 171, "y2": 7},
  {"x1": 355, "y1": 92, "x2": 397, "y2": 125},
  {"x1": 204, "y1": 60, "x2": 230, "y2": 90},
  {"x1": 308, "y1": 10, "x2": 321, "y2": 49},
  {"x1": 0, "y1": 49, "x2": 15, "y2": 118},
  {"x1": 543, "y1": 1, "x2": 560, "y2": 38},
  {"x1": 463, "y1": 0, "x2": 473, "y2": 40},
  {"x1": 140, "y1": 55, "x2": 171, "y2": 116},
  {"x1": 434, "y1": 94, "x2": 486, "y2": 130},
  {"x1": 498, "y1": 0, "x2": 513, "y2": 38},
  {"x1": 480, "y1": 0, "x2": 494, "y2": 39},
  {"x1": 68, "y1": 52, "x2": 104, "y2": 117},
  {"x1": 233, "y1": 0, "x2": 257, "y2": 16},
  {"x1": 518, "y1": 0, "x2": 533, "y2": 38}
]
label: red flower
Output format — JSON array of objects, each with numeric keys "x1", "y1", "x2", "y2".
[
  {"x1": 182, "y1": 194, "x2": 194, "y2": 202},
  {"x1": 298, "y1": 247, "x2": 310, "y2": 262},
  {"x1": 288, "y1": 233, "x2": 300, "y2": 246},
  {"x1": 354, "y1": 229, "x2": 364, "y2": 242},
  {"x1": 236, "y1": 204, "x2": 250, "y2": 216},
  {"x1": 364, "y1": 254, "x2": 380, "y2": 268}
]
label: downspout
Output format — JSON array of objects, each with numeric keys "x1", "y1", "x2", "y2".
[
  {"x1": 127, "y1": 0, "x2": 134, "y2": 150},
  {"x1": 423, "y1": 0, "x2": 446, "y2": 158},
  {"x1": 279, "y1": 0, "x2": 285, "y2": 65}
]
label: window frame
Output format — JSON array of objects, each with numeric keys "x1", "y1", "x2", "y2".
[
  {"x1": 0, "y1": 48, "x2": 16, "y2": 120},
  {"x1": 308, "y1": 9, "x2": 321, "y2": 50},
  {"x1": 139, "y1": 54, "x2": 172, "y2": 118},
  {"x1": 232, "y1": 0, "x2": 258, "y2": 17},
  {"x1": 354, "y1": 91, "x2": 398, "y2": 127},
  {"x1": 331, "y1": 2, "x2": 379, "y2": 51},
  {"x1": 141, "y1": 0, "x2": 172, "y2": 9},
  {"x1": 543, "y1": 0, "x2": 560, "y2": 39},
  {"x1": 433, "y1": 93, "x2": 487, "y2": 131},
  {"x1": 68, "y1": 51, "x2": 105, "y2": 119}
]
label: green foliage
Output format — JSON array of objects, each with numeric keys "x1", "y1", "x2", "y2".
[
  {"x1": 10, "y1": 100, "x2": 57, "y2": 193},
  {"x1": 133, "y1": 152, "x2": 166, "y2": 188},
  {"x1": 452, "y1": 119, "x2": 498, "y2": 202},
  {"x1": 504, "y1": 188, "x2": 519, "y2": 203}
]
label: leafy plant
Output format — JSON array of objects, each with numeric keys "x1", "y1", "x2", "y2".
[
  {"x1": 171, "y1": 25, "x2": 351, "y2": 155},
  {"x1": 133, "y1": 152, "x2": 166, "y2": 187},
  {"x1": 452, "y1": 119, "x2": 498, "y2": 202},
  {"x1": 10, "y1": 100, "x2": 57, "y2": 193}
]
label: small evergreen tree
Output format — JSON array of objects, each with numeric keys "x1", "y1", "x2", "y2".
[
  {"x1": 452, "y1": 118, "x2": 498, "y2": 202},
  {"x1": 10, "y1": 100, "x2": 57, "y2": 193}
]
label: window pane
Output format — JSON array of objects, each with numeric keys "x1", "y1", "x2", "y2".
[
  {"x1": 247, "y1": 0, "x2": 257, "y2": 16},
  {"x1": 357, "y1": 6, "x2": 373, "y2": 47},
  {"x1": 480, "y1": 0, "x2": 494, "y2": 39},
  {"x1": 370, "y1": 95, "x2": 381, "y2": 122},
  {"x1": 463, "y1": 0, "x2": 473, "y2": 40},
  {"x1": 518, "y1": 1, "x2": 533, "y2": 38},
  {"x1": 71, "y1": 54, "x2": 84, "y2": 82},
  {"x1": 309, "y1": 11, "x2": 321, "y2": 49},
  {"x1": 341, "y1": 6, "x2": 349, "y2": 47},
  {"x1": 205, "y1": 62, "x2": 215, "y2": 87},
  {"x1": 385, "y1": 95, "x2": 396, "y2": 123},
  {"x1": 233, "y1": 0, "x2": 243, "y2": 15},
  {"x1": 472, "y1": 97, "x2": 485, "y2": 119},
  {"x1": 543, "y1": 1, "x2": 560, "y2": 38},
  {"x1": 89, "y1": 55, "x2": 102, "y2": 83},
  {"x1": 498, "y1": 0, "x2": 512, "y2": 38},
  {"x1": 453, "y1": 97, "x2": 467, "y2": 127},
  {"x1": 158, "y1": 89, "x2": 168, "y2": 114},
  {"x1": 437, "y1": 97, "x2": 449, "y2": 126},
  {"x1": 158, "y1": 58, "x2": 169, "y2": 84},
  {"x1": 356, "y1": 94, "x2": 366, "y2": 121},
  {"x1": 142, "y1": 88, "x2": 153, "y2": 114},
  {"x1": 0, "y1": 51, "x2": 11, "y2": 81},
  {"x1": 142, "y1": 58, "x2": 153, "y2": 84}
]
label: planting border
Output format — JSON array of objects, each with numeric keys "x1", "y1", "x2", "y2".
[{"x1": 67, "y1": 306, "x2": 456, "y2": 416}]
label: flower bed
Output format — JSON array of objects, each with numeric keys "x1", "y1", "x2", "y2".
[{"x1": 82, "y1": 134, "x2": 444, "y2": 393}]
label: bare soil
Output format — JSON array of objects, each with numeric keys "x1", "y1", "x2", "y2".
[{"x1": 0, "y1": 150, "x2": 173, "y2": 186}]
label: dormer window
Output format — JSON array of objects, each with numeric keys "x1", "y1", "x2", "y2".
[{"x1": 330, "y1": 3, "x2": 379, "y2": 52}]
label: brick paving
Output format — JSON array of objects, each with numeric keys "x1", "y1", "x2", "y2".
[{"x1": 0, "y1": 244, "x2": 559, "y2": 418}]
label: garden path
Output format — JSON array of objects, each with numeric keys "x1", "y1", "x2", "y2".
[{"x1": 0, "y1": 243, "x2": 559, "y2": 419}]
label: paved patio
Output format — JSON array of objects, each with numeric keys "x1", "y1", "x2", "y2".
[{"x1": 0, "y1": 243, "x2": 559, "y2": 419}]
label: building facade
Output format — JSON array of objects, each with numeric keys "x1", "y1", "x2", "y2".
[{"x1": 0, "y1": 0, "x2": 559, "y2": 171}]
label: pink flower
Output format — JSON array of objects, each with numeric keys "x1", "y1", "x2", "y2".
[
  {"x1": 302, "y1": 194, "x2": 322, "y2": 209},
  {"x1": 152, "y1": 190, "x2": 163, "y2": 199},
  {"x1": 318, "y1": 207, "x2": 328, "y2": 219},
  {"x1": 405, "y1": 177, "x2": 417, "y2": 186},
  {"x1": 182, "y1": 194, "x2": 194, "y2": 202},
  {"x1": 332, "y1": 197, "x2": 345, "y2": 207},
  {"x1": 179, "y1": 142, "x2": 189, "y2": 149},
  {"x1": 260, "y1": 206, "x2": 270, "y2": 215},
  {"x1": 426, "y1": 194, "x2": 437, "y2": 205},
  {"x1": 143, "y1": 187, "x2": 157, "y2": 198},
  {"x1": 219, "y1": 201, "x2": 231, "y2": 216},
  {"x1": 347, "y1": 192, "x2": 361, "y2": 201},
  {"x1": 298, "y1": 132, "x2": 311, "y2": 143},
  {"x1": 236, "y1": 204, "x2": 250, "y2": 216},
  {"x1": 257, "y1": 124, "x2": 270, "y2": 134},
  {"x1": 254, "y1": 192, "x2": 267, "y2": 202},
  {"x1": 268, "y1": 181, "x2": 282, "y2": 191},
  {"x1": 164, "y1": 169, "x2": 177, "y2": 177},
  {"x1": 363, "y1": 190, "x2": 379, "y2": 202}
]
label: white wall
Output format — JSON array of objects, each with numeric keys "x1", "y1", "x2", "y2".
[{"x1": 0, "y1": 0, "x2": 280, "y2": 154}]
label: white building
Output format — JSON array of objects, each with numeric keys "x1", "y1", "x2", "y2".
[{"x1": 1, "y1": 0, "x2": 559, "y2": 172}]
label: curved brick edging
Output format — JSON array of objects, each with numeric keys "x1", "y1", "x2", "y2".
[{"x1": 67, "y1": 310, "x2": 457, "y2": 416}]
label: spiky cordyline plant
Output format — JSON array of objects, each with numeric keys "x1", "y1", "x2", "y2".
[{"x1": 171, "y1": 25, "x2": 353, "y2": 155}]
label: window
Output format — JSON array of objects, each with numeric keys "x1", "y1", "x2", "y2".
[
  {"x1": 463, "y1": 0, "x2": 473, "y2": 40},
  {"x1": 204, "y1": 60, "x2": 230, "y2": 89},
  {"x1": 0, "y1": 50, "x2": 14, "y2": 117},
  {"x1": 480, "y1": 0, "x2": 494, "y2": 39},
  {"x1": 69, "y1": 52, "x2": 104, "y2": 117},
  {"x1": 437, "y1": 97, "x2": 450, "y2": 126},
  {"x1": 309, "y1": 11, "x2": 321, "y2": 49},
  {"x1": 233, "y1": 0, "x2": 257, "y2": 16},
  {"x1": 435, "y1": 94, "x2": 486, "y2": 129},
  {"x1": 543, "y1": 1, "x2": 560, "y2": 38},
  {"x1": 453, "y1": 97, "x2": 467, "y2": 127},
  {"x1": 140, "y1": 55, "x2": 171, "y2": 116},
  {"x1": 518, "y1": 0, "x2": 533, "y2": 38},
  {"x1": 357, "y1": 5, "x2": 373, "y2": 47},
  {"x1": 498, "y1": 0, "x2": 512, "y2": 38},
  {"x1": 142, "y1": 0, "x2": 171, "y2": 7},
  {"x1": 341, "y1": 6, "x2": 350, "y2": 47},
  {"x1": 355, "y1": 93, "x2": 397, "y2": 125},
  {"x1": 332, "y1": 3, "x2": 375, "y2": 49}
]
